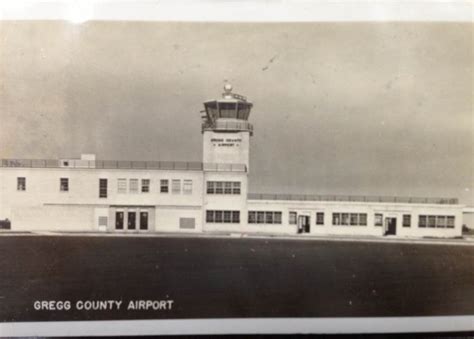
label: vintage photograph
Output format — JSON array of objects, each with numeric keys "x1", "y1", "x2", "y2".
[{"x1": 0, "y1": 1, "x2": 473, "y2": 335}]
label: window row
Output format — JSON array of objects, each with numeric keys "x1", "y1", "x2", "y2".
[
  {"x1": 418, "y1": 215, "x2": 455, "y2": 228},
  {"x1": 248, "y1": 211, "x2": 282, "y2": 224},
  {"x1": 206, "y1": 210, "x2": 240, "y2": 223},
  {"x1": 289, "y1": 212, "x2": 325, "y2": 225},
  {"x1": 206, "y1": 181, "x2": 241, "y2": 195},
  {"x1": 333, "y1": 213, "x2": 368, "y2": 226},
  {"x1": 117, "y1": 178, "x2": 192, "y2": 195}
]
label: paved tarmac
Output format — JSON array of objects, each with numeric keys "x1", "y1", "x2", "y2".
[{"x1": 0, "y1": 235, "x2": 473, "y2": 321}]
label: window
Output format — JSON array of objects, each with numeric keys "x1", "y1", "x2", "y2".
[
  {"x1": 375, "y1": 214, "x2": 383, "y2": 226},
  {"x1": 141, "y1": 179, "x2": 150, "y2": 193},
  {"x1": 342, "y1": 213, "x2": 349, "y2": 225},
  {"x1": 232, "y1": 182, "x2": 241, "y2": 195},
  {"x1": 206, "y1": 210, "x2": 240, "y2": 223},
  {"x1": 99, "y1": 179, "x2": 107, "y2": 198},
  {"x1": 224, "y1": 182, "x2": 232, "y2": 194},
  {"x1": 17, "y1": 177, "x2": 26, "y2": 191},
  {"x1": 224, "y1": 211, "x2": 232, "y2": 223},
  {"x1": 171, "y1": 179, "x2": 181, "y2": 194},
  {"x1": 160, "y1": 179, "x2": 169, "y2": 193},
  {"x1": 436, "y1": 216, "x2": 446, "y2": 228},
  {"x1": 333, "y1": 213, "x2": 368, "y2": 226},
  {"x1": 183, "y1": 180, "x2": 193, "y2": 194},
  {"x1": 316, "y1": 212, "x2": 324, "y2": 225},
  {"x1": 418, "y1": 215, "x2": 455, "y2": 229},
  {"x1": 215, "y1": 182, "x2": 223, "y2": 194},
  {"x1": 117, "y1": 178, "x2": 127, "y2": 193},
  {"x1": 274, "y1": 212, "x2": 282, "y2": 224},
  {"x1": 248, "y1": 211, "x2": 282, "y2": 224},
  {"x1": 289, "y1": 212, "x2": 297, "y2": 225},
  {"x1": 232, "y1": 211, "x2": 240, "y2": 223},
  {"x1": 248, "y1": 211, "x2": 256, "y2": 223},
  {"x1": 206, "y1": 181, "x2": 241, "y2": 195},
  {"x1": 419, "y1": 215, "x2": 427, "y2": 228},
  {"x1": 60, "y1": 178, "x2": 69, "y2": 192},
  {"x1": 350, "y1": 213, "x2": 358, "y2": 226},
  {"x1": 403, "y1": 214, "x2": 411, "y2": 227},
  {"x1": 129, "y1": 179, "x2": 139, "y2": 193},
  {"x1": 215, "y1": 210, "x2": 223, "y2": 223},
  {"x1": 206, "y1": 181, "x2": 215, "y2": 194},
  {"x1": 206, "y1": 210, "x2": 214, "y2": 223}
]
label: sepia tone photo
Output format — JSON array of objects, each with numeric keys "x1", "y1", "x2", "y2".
[{"x1": 0, "y1": 7, "x2": 473, "y2": 335}]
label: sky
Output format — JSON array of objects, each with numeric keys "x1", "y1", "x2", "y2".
[{"x1": 0, "y1": 21, "x2": 472, "y2": 207}]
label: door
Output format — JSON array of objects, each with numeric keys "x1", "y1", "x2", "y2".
[
  {"x1": 297, "y1": 215, "x2": 311, "y2": 234},
  {"x1": 115, "y1": 211, "x2": 124, "y2": 230},
  {"x1": 139, "y1": 211, "x2": 148, "y2": 230},
  {"x1": 128, "y1": 211, "x2": 136, "y2": 230},
  {"x1": 385, "y1": 217, "x2": 397, "y2": 235}
]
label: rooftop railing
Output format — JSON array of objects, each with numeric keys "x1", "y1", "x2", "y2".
[
  {"x1": 0, "y1": 159, "x2": 247, "y2": 172},
  {"x1": 248, "y1": 193, "x2": 459, "y2": 205}
]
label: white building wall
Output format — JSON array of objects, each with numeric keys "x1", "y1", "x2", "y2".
[
  {"x1": 246, "y1": 200, "x2": 464, "y2": 238},
  {"x1": 0, "y1": 167, "x2": 204, "y2": 232}
]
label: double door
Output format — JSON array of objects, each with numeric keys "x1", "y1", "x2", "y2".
[{"x1": 115, "y1": 210, "x2": 149, "y2": 231}]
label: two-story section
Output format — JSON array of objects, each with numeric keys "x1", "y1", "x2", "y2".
[{"x1": 0, "y1": 155, "x2": 206, "y2": 233}]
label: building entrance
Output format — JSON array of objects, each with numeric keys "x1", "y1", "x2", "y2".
[
  {"x1": 127, "y1": 211, "x2": 136, "y2": 230},
  {"x1": 298, "y1": 215, "x2": 311, "y2": 234},
  {"x1": 385, "y1": 217, "x2": 397, "y2": 236},
  {"x1": 115, "y1": 211, "x2": 124, "y2": 230}
]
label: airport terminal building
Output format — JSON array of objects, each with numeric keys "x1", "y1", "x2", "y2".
[{"x1": 0, "y1": 85, "x2": 467, "y2": 238}]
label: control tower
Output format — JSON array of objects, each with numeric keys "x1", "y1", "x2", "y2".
[{"x1": 201, "y1": 84, "x2": 253, "y2": 170}]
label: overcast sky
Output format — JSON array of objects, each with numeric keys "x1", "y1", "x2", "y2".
[{"x1": 0, "y1": 21, "x2": 472, "y2": 205}]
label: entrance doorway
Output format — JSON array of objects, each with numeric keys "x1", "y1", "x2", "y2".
[
  {"x1": 140, "y1": 211, "x2": 149, "y2": 230},
  {"x1": 297, "y1": 215, "x2": 311, "y2": 234},
  {"x1": 127, "y1": 211, "x2": 136, "y2": 230},
  {"x1": 385, "y1": 217, "x2": 397, "y2": 236},
  {"x1": 115, "y1": 211, "x2": 124, "y2": 230}
]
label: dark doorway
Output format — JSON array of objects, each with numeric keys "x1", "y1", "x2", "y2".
[
  {"x1": 139, "y1": 212, "x2": 148, "y2": 230},
  {"x1": 298, "y1": 215, "x2": 311, "y2": 234},
  {"x1": 128, "y1": 212, "x2": 136, "y2": 230},
  {"x1": 385, "y1": 217, "x2": 397, "y2": 236},
  {"x1": 115, "y1": 212, "x2": 124, "y2": 230}
]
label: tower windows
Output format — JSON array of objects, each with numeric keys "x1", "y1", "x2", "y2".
[
  {"x1": 206, "y1": 181, "x2": 241, "y2": 194},
  {"x1": 206, "y1": 210, "x2": 240, "y2": 224}
]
